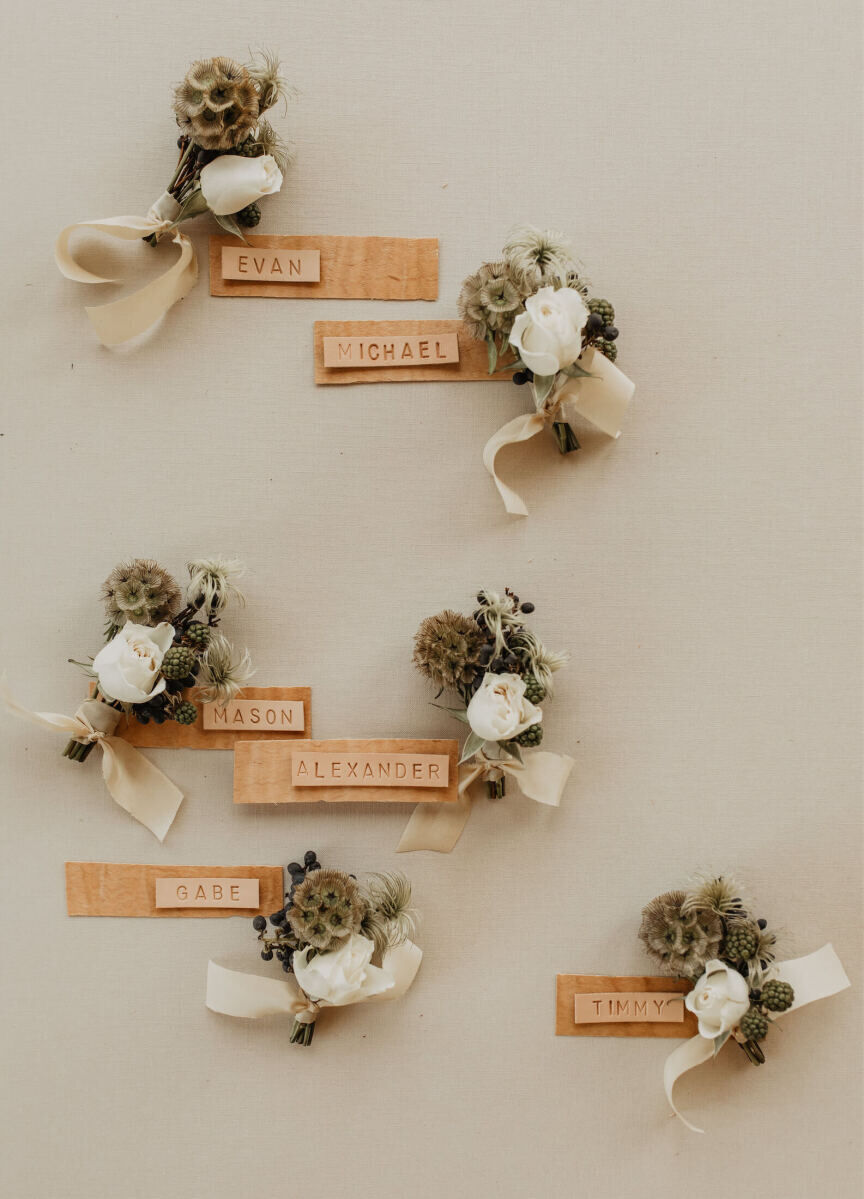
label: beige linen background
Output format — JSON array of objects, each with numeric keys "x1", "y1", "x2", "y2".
[{"x1": 0, "y1": 2, "x2": 861, "y2": 1196}]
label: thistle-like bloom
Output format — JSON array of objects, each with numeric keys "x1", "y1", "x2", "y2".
[
  {"x1": 197, "y1": 633, "x2": 253, "y2": 707},
  {"x1": 288, "y1": 869, "x2": 365, "y2": 951},
  {"x1": 639, "y1": 890, "x2": 724, "y2": 979},
  {"x1": 361, "y1": 873, "x2": 417, "y2": 954},
  {"x1": 173, "y1": 57, "x2": 259, "y2": 150},
  {"x1": 186, "y1": 556, "x2": 246, "y2": 613},
  {"x1": 502, "y1": 225, "x2": 577, "y2": 293},
  {"x1": 413, "y1": 610, "x2": 487, "y2": 691},
  {"x1": 458, "y1": 262, "x2": 523, "y2": 340},
  {"x1": 101, "y1": 559, "x2": 180, "y2": 638}
]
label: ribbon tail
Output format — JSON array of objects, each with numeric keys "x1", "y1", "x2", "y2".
[
  {"x1": 1, "y1": 679, "x2": 90, "y2": 739},
  {"x1": 206, "y1": 961, "x2": 308, "y2": 1019},
  {"x1": 85, "y1": 231, "x2": 197, "y2": 346},
  {"x1": 778, "y1": 944, "x2": 850, "y2": 1010},
  {"x1": 510, "y1": 750, "x2": 574, "y2": 807},
  {"x1": 663, "y1": 1036, "x2": 714, "y2": 1133},
  {"x1": 556, "y1": 346, "x2": 635, "y2": 439},
  {"x1": 396, "y1": 786, "x2": 474, "y2": 853},
  {"x1": 482, "y1": 411, "x2": 547, "y2": 516},
  {"x1": 98, "y1": 736, "x2": 183, "y2": 842}
]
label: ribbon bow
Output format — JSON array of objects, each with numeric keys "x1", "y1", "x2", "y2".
[
  {"x1": 483, "y1": 346, "x2": 636, "y2": 516},
  {"x1": 396, "y1": 747, "x2": 574, "y2": 853},
  {"x1": 664, "y1": 944, "x2": 850, "y2": 1133},
  {"x1": 55, "y1": 192, "x2": 198, "y2": 347},
  {"x1": 2, "y1": 685, "x2": 183, "y2": 841}
]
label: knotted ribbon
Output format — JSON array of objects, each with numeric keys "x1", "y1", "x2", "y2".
[
  {"x1": 2, "y1": 684, "x2": 183, "y2": 841},
  {"x1": 664, "y1": 944, "x2": 850, "y2": 1133},
  {"x1": 484, "y1": 346, "x2": 636, "y2": 516},
  {"x1": 396, "y1": 748, "x2": 574, "y2": 853},
  {"x1": 55, "y1": 193, "x2": 198, "y2": 346},
  {"x1": 206, "y1": 940, "x2": 422, "y2": 1026}
]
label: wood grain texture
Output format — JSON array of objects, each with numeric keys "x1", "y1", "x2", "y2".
[
  {"x1": 314, "y1": 320, "x2": 502, "y2": 384},
  {"x1": 100, "y1": 688, "x2": 311, "y2": 750},
  {"x1": 555, "y1": 975, "x2": 698, "y2": 1038},
  {"x1": 65, "y1": 863, "x2": 284, "y2": 918},
  {"x1": 233, "y1": 738, "x2": 459, "y2": 805},
  {"x1": 209, "y1": 235, "x2": 439, "y2": 299}
]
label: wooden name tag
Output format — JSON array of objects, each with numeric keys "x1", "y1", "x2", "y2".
[
  {"x1": 66, "y1": 863, "x2": 282, "y2": 918},
  {"x1": 154, "y1": 877, "x2": 259, "y2": 909},
  {"x1": 315, "y1": 320, "x2": 495, "y2": 384},
  {"x1": 556, "y1": 975, "x2": 698, "y2": 1038},
  {"x1": 321, "y1": 333, "x2": 459, "y2": 369},
  {"x1": 210, "y1": 235, "x2": 438, "y2": 300},
  {"x1": 109, "y1": 687, "x2": 310, "y2": 750},
  {"x1": 221, "y1": 247, "x2": 320, "y2": 282},
  {"x1": 233, "y1": 738, "x2": 459, "y2": 805}
]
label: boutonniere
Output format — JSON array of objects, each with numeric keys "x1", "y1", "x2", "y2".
[
  {"x1": 459, "y1": 226, "x2": 635, "y2": 515},
  {"x1": 398, "y1": 588, "x2": 574, "y2": 852},
  {"x1": 57, "y1": 52, "x2": 293, "y2": 346},
  {"x1": 3, "y1": 556, "x2": 251, "y2": 840},
  {"x1": 639, "y1": 874, "x2": 850, "y2": 1131},
  {"x1": 206, "y1": 851, "x2": 422, "y2": 1046}
]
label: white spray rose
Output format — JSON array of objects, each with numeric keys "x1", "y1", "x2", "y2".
[
  {"x1": 293, "y1": 934, "x2": 395, "y2": 1007},
  {"x1": 92, "y1": 622, "x2": 174, "y2": 704},
  {"x1": 509, "y1": 286, "x2": 589, "y2": 377},
  {"x1": 685, "y1": 960, "x2": 751, "y2": 1039},
  {"x1": 466, "y1": 672, "x2": 542, "y2": 743},
  {"x1": 199, "y1": 154, "x2": 283, "y2": 216}
]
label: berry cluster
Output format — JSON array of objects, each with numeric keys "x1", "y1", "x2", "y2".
[
  {"x1": 252, "y1": 850, "x2": 322, "y2": 975},
  {"x1": 585, "y1": 298, "x2": 619, "y2": 362},
  {"x1": 133, "y1": 612, "x2": 218, "y2": 727}
]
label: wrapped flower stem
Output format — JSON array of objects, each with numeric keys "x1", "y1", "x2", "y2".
[
  {"x1": 552, "y1": 421, "x2": 580, "y2": 455},
  {"x1": 289, "y1": 1018, "x2": 316, "y2": 1046}
]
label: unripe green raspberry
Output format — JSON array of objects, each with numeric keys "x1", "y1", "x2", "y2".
[
  {"x1": 513, "y1": 723, "x2": 543, "y2": 748},
  {"x1": 161, "y1": 645, "x2": 197, "y2": 680},
  {"x1": 760, "y1": 980, "x2": 794, "y2": 1012},
  {"x1": 236, "y1": 202, "x2": 261, "y2": 227},
  {"x1": 185, "y1": 622, "x2": 211, "y2": 649},
  {"x1": 594, "y1": 337, "x2": 618, "y2": 362},
  {"x1": 172, "y1": 701, "x2": 198, "y2": 725},
  {"x1": 723, "y1": 922, "x2": 759, "y2": 961},
  {"x1": 588, "y1": 298, "x2": 615, "y2": 326},
  {"x1": 235, "y1": 138, "x2": 262, "y2": 157},
  {"x1": 523, "y1": 675, "x2": 546, "y2": 705},
  {"x1": 739, "y1": 1007, "x2": 768, "y2": 1042}
]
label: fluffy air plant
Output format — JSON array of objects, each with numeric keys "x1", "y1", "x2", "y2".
[
  {"x1": 288, "y1": 869, "x2": 365, "y2": 951},
  {"x1": 458, "y1": 261, "x2": 524, "y2": 340},
  {"x1": 186, "y1": 557, "x2": 246, "y2": 613},
  {"x1": 250, "y1": 117, "x2": 293, "y2": 174},
  {"x1": 197, "y1": 633, "x2": 253, "y2": 707},
  {"x1": 173, "y1": 57, "x2": 260, "y2": 151},
  {"x1": 639, "y1": 890, "x2": 724, "y2": 980},
  {"x1": 101, "y1": 559, "x2": 181, "y2": 639},
  {"x1": 247, "y1": 49, "x2": 294, "y2": 115},
  {"x1": 502, "y1": 225, "x2": 578, "y2": 292},
  {"x1": 682, "y1": 874, "x2": 749, "y2": 921},
  {"x1": 413, "y1": 610, "x2": 486, "y2": 691},
  {"x1": 508, "y1": 627, "x2": 568, "y2": 695},
  {"x1": 361, "y1": 873, "x2": 417, "y2": 955}
]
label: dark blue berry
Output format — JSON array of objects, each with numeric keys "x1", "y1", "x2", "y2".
[
  {"x1": 269, "y1": 910, "x2": 286, "y2": 926},
  {"x1": 757, "y1": 918, "x2": 767, "y2": 929},
  {"x1": 512, "y1": 371, "x2": 529, "y2": 386},
  {"x1": 252, "y1": 915, "x2": 266, "y2": 931},
  {"x1": 261, "y1": 948, "x2": 273, "y2": 961},
  {"x1": 603, "y1": 326, "x2": 619, "y2": 341},
  {"x1": 585, "y1": 313, "x2": 605, "y2": 335},
  {"x1": 303, "y1": 851, "x2": 317, "y2": 867},
  {"x1": 521, "y1": 602, "x2": 535, "y2": 613}
]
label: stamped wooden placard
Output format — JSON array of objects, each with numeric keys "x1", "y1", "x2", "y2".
[
  {"x1": 233, "y1": 738, "x2": 459, "y2": 806},
  {"x1": 314, "y1": 320, "x2": 499, "y2": 384},
  {"x1": 102, "y1": 687, "x2": 311, "y2": 750},
  {"x1": 65, "y1": 863, "x2": 283, "y2": 918},
  {"x1": 556, "y1": 975, "x2": 697, "y2": 1038},
  {"x1": 210, "y1": 235, "x2": 438, "y2": 300}
]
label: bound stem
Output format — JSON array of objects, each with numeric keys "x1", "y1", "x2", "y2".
[{"x1": 552, "y1": 422, "x2": 580, "y2": 455}]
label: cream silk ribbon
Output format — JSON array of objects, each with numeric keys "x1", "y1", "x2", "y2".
[
  {"x1": 396, "y1": 748, "x2": 574, "y2": 853},
  {"x1": 206, "y1": 940, "x2": 423, "y2": 1026},
  {"x1": 2, "y1": 685, "x2": 183, "y2": 841},
  {"x1": 55, "y1": 193, "x2": 198, "y2": 346},
  {"x1": 664, "y1": 944, "x2": 850, "y2": 1133},
  {"x1": 483, "y1": 346, "x2": 636, "y2": 516}
]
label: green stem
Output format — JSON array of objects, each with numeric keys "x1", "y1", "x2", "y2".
[{"x1": 552, "y1": 422, "x2": 580, "y2": 455}]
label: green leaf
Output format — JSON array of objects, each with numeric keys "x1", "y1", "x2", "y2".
[
  {"x1": 713, "y1": 1030, "x2": 731, "y2": 1057},
  {"x1": 213, "y1": 212, "x2": 247, "y2": 243},
  {"x1": 562, "y1": 363, "x2": 594, "y2": 379},
  {"x1": 486, "y1": 334, "x2": 498, "y2": 375},
  {"x1": 459, "y1": 730, "x2": 486, "y2": 764},
  {"x1": 532, "y1": 373, "x2": 557, "y2": 404},
  {"x1": 430, "y1": 703, "x2": 470, "y2": 724},
  {"x1": 499, "y1": 741, "x2": 523, "y2": 763}
]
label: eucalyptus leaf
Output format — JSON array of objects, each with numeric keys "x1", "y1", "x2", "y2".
[
  {"x1": 532, "y1": 373, "x2": 557, "y2": 404},
  {"x1": 499, "y1": 741, "x2": 523, "y2": 763},
  {"x1": 459, "y1": 730, "x2": 486, "y2": 764},
  {"x1": 562, "y1": 363, "x2": 595, "y2": 379},
  {"x1": 486, "y1": 334, "x2": 498, "y2": 375},
  {"x1": 713, "y1": 1030, "x2": 731, "y2": 1057},
  {"x1": 431, "y1": 703, "x2": 470, "y2": 724},
  {"x1": 213, "y1": 212, "x2": 247, "y2": 243}
]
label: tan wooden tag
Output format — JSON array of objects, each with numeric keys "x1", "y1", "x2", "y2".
[
  {"x1": 556, "y1": 975, "x2": 698, "y2": 1038},
  {"x1": 221, "y1": 246, "x2": 320, "y2": 282},
  {"x1": 315, "y1": 320, "x2": 500, "y2": 384},
  {"x1": 65, "y1": 863, "x2": 283, "y2": 918},
  {"x1": 233, "y1": 738, "x2": 459, "y2": 805},
  {"x1": 321, "y1": 332, "x2": 459, "y2": 369},
  {"x1": 103, "y1": 687, "x2": 311, "y2": 750},
  {"x1": 210, "y1": 235, "x2": 438, "y2": 300},
  {"x1": 154, "y1": 877, "x2": 259, "y2": 909}
]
